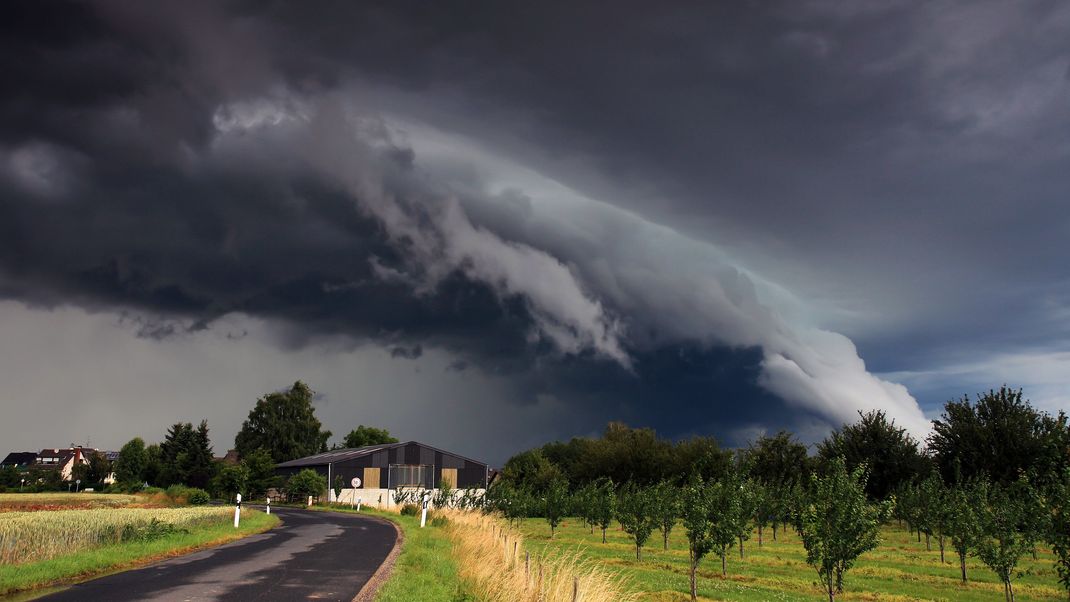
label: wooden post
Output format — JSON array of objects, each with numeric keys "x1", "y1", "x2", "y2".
[{"x1": 573, "y1": 576, "x2": 579, "y2": 602}]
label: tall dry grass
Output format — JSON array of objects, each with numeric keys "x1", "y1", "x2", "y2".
[
  {"x1": 0, "y1": 506, "x2": 232, "y2": 564},
  {"x1": 445, "y1": 511, "x2": 637, "y2": 602}
]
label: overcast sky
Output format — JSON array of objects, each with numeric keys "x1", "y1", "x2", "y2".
[{"x1": 2, "y1": 1, "x2": 1068, "y2": 465}]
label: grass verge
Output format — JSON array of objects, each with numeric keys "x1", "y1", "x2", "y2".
[{"x1": 0, "y1": 509, "x2": 279, "y2": 597}]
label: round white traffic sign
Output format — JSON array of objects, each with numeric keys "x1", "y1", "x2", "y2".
[{"x1": 350, "y1": 477, "x2": 362, "y2": 488}]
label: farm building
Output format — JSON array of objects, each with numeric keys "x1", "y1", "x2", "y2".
[{"x1": 274, "y1": 441, "x2": 489, "y2": 506}]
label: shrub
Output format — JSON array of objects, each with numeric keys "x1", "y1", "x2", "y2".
[
  {"x1": 186, "y1": 488, "x2": 210, "y2": 505},
  {"x1": 430, "y1": 514, "x2": 450, "y2": 528},
  {"x1": 400, "y1": 503, "x2": 420, "y2": 516},
  {"x1": 286, "y1": 469, "x2": 327, "y2": 501}
]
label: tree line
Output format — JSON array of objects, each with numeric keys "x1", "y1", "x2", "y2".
[{"x1": 1, "y1": 381, "x2": 399, "y2": 502}]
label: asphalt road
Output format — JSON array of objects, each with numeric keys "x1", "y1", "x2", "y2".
[{"x1": 34, "y1": 507, "x2": 398, "y2": 602}]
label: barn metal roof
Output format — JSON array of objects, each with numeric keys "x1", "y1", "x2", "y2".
[
  {"x1": 274, "y1": 441, "x2": 488, "y2": 469},
  {"x1": 275, "y1": 444, "x2": 395, "y2": 468}
]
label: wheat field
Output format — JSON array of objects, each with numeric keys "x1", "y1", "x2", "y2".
[{"x1": 0, "y1": 506, "x2": 233, "y2": 564}]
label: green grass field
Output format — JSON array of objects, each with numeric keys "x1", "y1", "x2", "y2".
[
  {"x1": 0, "y1": 509, "x2": 278, "y2": 597},
  {"x1": 516, "y1": 518, "x2": 1065, "y2": 601}
]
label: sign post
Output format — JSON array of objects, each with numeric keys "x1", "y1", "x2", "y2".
[
  {"x1": 234, "y1": 493, "x2": 242, "y2": 528},
  {"x1": 75, "y1": 479, "x2": 81, "y2": 493},
  {"x1": 350, "y1": 477, "x2": 361, "y2": 509}
]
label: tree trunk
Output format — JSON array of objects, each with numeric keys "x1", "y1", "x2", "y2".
[
  {"x1": 917, "y1": 530, "x2": 921, "y2": 542},
  {"x1": 636, "y1": 543, "x2": 641, "y2": 562},
  {"x1": 826, "y1": 574, "x2": 836, "y2": 602},
  {"x1": 772, "y1": 522, "x2": 778, "y2": 541},
  {"x1": 721, "y1": 554, "x2": 726, "y2": 577},
  {"x1": 758, "y1": 525, "x2": 763, "y2": 547},
  {"x1": 739, "y1": 537, "x2": 745, "y2": 559},
  {"x1": 959, "y1": 551, "x2": 967, "y2": 583},
  {"x1": 689, "y1": 557, "x2": 698, "y2": 602},
  {"x1": 925, "y1": 532, "x2": 930, "y2": 551},
  {"x1": 938, "y1": 535, "x2": 945, "y2": 563},
  {"x1": 664, "y1": 530, "x2": 669, "y2": 551},
  {"x1": 601, "y1": 527, "x2": 607, "y2": 543}
]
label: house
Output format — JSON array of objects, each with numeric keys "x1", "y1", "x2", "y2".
[
  {"x1": 1, "y1": 452, "x2": 38, "y2": 469},
  {"x1": 35, "y1": 447, "x2": 93, "y2": 482},
  {"x1": 275, "y1": 441, "x2": 489, "y2": 507}
]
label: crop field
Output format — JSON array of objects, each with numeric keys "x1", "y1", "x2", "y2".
[
  {"x1": 0, "y1": 493, "x2": 138, "y2": 512},
  {"x1": 0, "y1": 506, "x2": 233, "y2": 564},
  {"x1": 516, "y1": 518, "x2": 1066, "y2": 601}
]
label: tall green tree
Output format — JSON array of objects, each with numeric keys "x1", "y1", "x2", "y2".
[
  {"x1": 929, "y1": 386, "x2": 1070, "y2": 488},
  {"x1": 341, "y1": 425, "x2": 398, "y2": 448},
  {"x1": 817, "y1": 410, "x2": 929, "y2": 500},
  {"x1": 798, "y1": 457, "x2": 888, "y2": 602},
  {"x1": 744, "y1": 430, "x2": 810, "y2": 488},
  {"x1": 113, "y1": 437, "x2": 148, "y2": 486},
  {"x1": 234, "y1": 381, "x2": 332, "y2": 463},
  {"x1": 243, "y1": 448, "x2": 278, "y2": 497},
  {"x1": 159, "y1": 420, "x2": 216, "y2": 488}
]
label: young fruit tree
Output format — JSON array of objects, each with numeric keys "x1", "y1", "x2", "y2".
[
  {"x1": 592, "y1": 477, "x2": 617, "y2": 544},
  {"x1": 919, "y1": 474, "x2": 952, "y2": 562},
  {"x1": 682, "y1": 478, "x2": 714, "y2": 602},
  {"x1": 798, "y1": 457, "x2": 888, "y2": 602},
  {"x1": 736, "y1": 479, "x2": 761, "y2": 559},
  {"x1": 708, "y1": 476, "x2": 743, "y2": 577},
  {"x1": 543, "y1": 477, "x2": 570, "y2": 538},
  {"x1": 946, "y1": 481, "x2": 983, "y2": 583},
  {"x1": 651, "y1": 481, "x2": 682, "y2": 550},
  {"x1": 975, "y1": 477, "x2": 1044, "y2": 602},
  {"x1": 617, "y1": 484, "x2": 657, "y2": 561},
  {"x1": 574, "y1": 482, "x2": 597, "y2": 534}
]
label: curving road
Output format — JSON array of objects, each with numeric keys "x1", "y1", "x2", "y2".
[{"x1": 35, "y1": 507, "x2": 398, "y2": 602}]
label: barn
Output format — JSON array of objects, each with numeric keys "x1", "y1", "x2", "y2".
[{"x1": 274, "y1": 441, "x2": 489, "y2": 506}]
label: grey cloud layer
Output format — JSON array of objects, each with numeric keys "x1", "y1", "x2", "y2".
[{"x1": 3, "y1": 0, "x2": 1066, "y2": 452}]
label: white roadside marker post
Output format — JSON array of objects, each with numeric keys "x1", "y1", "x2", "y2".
[
  {"x1": 420, "y1": 491, "x2": 429, "y2": 528},
  {"x1": 234, "y1": 493, "x2": 242, "y2": 528},
  {"x1": 307, "y1": 495, "x2": 313, "y2": 507},
  {"x1": 357, "y1": 498, "x2": 362, "y2": 512},
  {"x1": 266, "y1": 496, "x2": 271, "y2": 515}
]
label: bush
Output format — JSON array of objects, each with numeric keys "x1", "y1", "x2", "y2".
[
  {"x1": 286, "y1": 469, "x2": 327, "y2": 501},
  {"x1": 186, "y1": 488, "x2": 210, "y2": 505},
  {"x1": 400, "y1": 503, "x2": 420, "y2": 516},
  {"x1": 430, "y1": 514, "x2": 450, "y2": 528}
]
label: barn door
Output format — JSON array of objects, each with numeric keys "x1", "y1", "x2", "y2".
[
  {"x1": 441, "y1": 468, "x2": 457, "y2": 488},
  {"x1": 363, "y1": 467, "x2": 380, "y2": 489}
]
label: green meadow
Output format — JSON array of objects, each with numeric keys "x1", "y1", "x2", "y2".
[{"x1": 516, "y1": 518, "x2": 1064, "y2": 601}]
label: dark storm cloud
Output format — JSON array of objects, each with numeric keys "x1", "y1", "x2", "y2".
[
  {"x1": 5, "y1": 0, "x2": 1065, "y2": 451},
  {"x1": 246, "y1": 0, "x2": 1070, "y2": 377}
]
